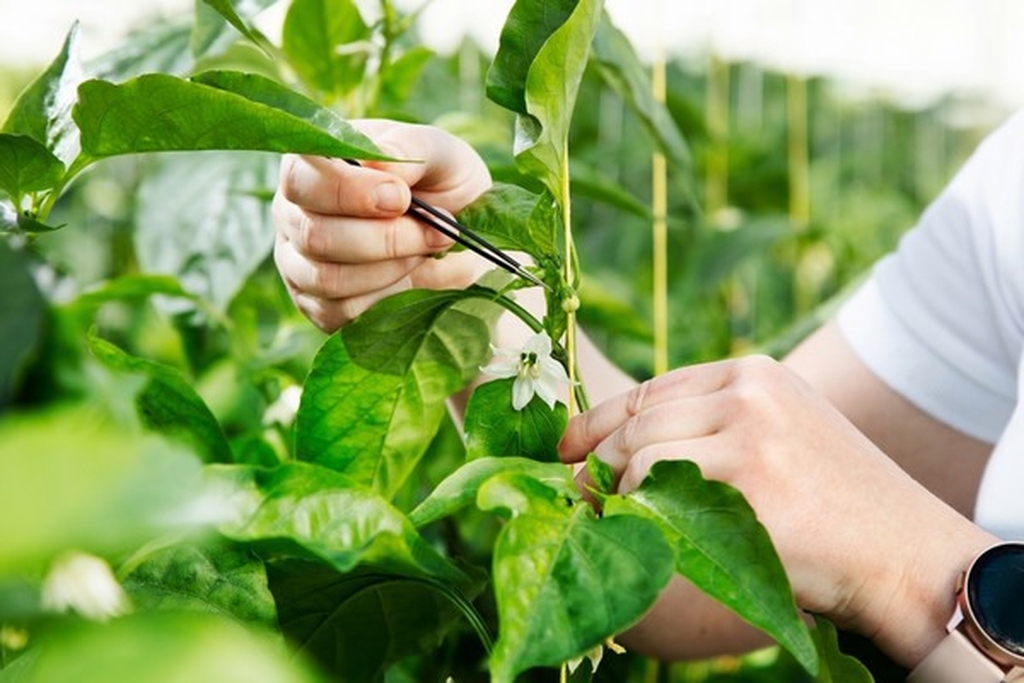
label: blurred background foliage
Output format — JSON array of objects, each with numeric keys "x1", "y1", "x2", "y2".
[{"x1": 0, "y1": 1, "x2": 1007, "y2": 681}]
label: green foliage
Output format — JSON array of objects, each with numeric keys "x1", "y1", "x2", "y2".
[
  {"x1": 484, "y1": 478, "x2": 674, "y2": 683},
  {"x1": 73, "y1": 74, "x2": 386, "y2": 161},
  {"x1": 3, "y1": 0, "x2": 981, "y2": 678},
  {"x1": 0, "y1": 241, "x2": 45, "y2": 407},
  {"x1": 464, "y1": 378, "x2": 568, "y2": 462},
  {"x1": 606, "y1": 461, "x2": 817, "y2": 672},
  {"x1": 4, "y1": 612, "x2": 324, "y2": 683}
]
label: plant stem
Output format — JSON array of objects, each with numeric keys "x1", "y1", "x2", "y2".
[
  {"x1": 561, "y1": 141, "x2": 578, "y2": 416},
  {"x1": 477, "y1": 287, "x2": 544, "y2": 334}
]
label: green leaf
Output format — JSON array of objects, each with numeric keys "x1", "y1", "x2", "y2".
[
  {"x1": 73, "y1": 74, "x2": 390, "y2": 161},
  {"x1": 295, "y1": 289, "x2": 493, "y2": 497},
  {"x1": 584, "y1": 453, "x2": 615, "y2": 496},
  {"x1": 267, "y1": 561, "x2": 484, "y2": 683},
  {"x1": 456, "y1": 182, "x2": 556, "y2": 258},
  {"x1": 482, "y1": 475, "x2": 674, "y2": 683},
  {"x1": 379, "y1": 46, "x2": 435, "y2": 107},
  {"x1": 198, "y1": 0, "x2": 267, "y2": 50},
  {"x1": 604, "y1": 460, "x2": 819, "y2": 674},
  {"x1": 2, "y1": 23, "x2": 83, "y2": 167},
  {"x1": 122, "y1": 540, "x2": 277, "y2": 629},
  {"x1": 214, "y1": 463, "x2": 464, "y2": 583},
  {"x1": 134, "y1": 152, "x2": 277, "y2": 312},
  {"x1": 810, "y1": 616, "x2": 876, "y2": 683},
  {"x1": 464, "y1": 378, "x2": 567, "y2": 462},
  {"x1": 191, "y1": 70, "x2": 376, "y2": 145},
  {"x1": 7, "y1": 612, "x2": 325, "y2": 683},
  {"x1": 494, "y1": 0, "x2": 603, "y2": 203},
  {"x1": 591, "y1": 14, "x2": 692, "y2": 177},
  {"x1": 0, "y1": 239, "x2": 46, "y2": 408},
  {"x1": 408, "y1": 457, "x2": 578, "y2": 528},
  {"x1": 282, "y1": 0, "x2": 372, "y2": 100},
  {"x1": 0, "y1": 405, "x2": 206, "y2": 573},
  {"x1": 71, "y1": 274, "x2": 199, "y2": 309},
  {"x1": 88, "y1": 333, "x2": 233, "y2": 464},
  {"x1": 0, "y1": 134, "x2": 64, "y2": 199},
  {"x1": 486, "y1": 1, "x2": 577, "y2": 115}
]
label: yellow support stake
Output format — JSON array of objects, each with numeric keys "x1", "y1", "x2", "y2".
[{"x1": 652, "y1": 52, "x2": 669, "y2": 377}]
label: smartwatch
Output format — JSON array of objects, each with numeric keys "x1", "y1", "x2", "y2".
[{"x1": 908, "y1": 542, "x2": 1024, "y2": 682}]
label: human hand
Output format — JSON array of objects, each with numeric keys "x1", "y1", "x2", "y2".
[
  {"x1": 558, "y1": 355, "x2": 997, "y2": 667},
  {"x1": 272, "y1": 120, "x2": 493, "y2": 332}
]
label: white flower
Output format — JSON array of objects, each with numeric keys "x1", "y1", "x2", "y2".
[
  {"x1": 481, "y1": 332, "x2": 570, "y2": 411},
  {"x1": 41, "y1": 551, "x2": 130, "y2": 621},
  {"x1": 263, "y1": 384, "x2": 303, "y2": 426}
]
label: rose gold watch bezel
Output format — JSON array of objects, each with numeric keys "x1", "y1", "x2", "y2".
[{"x1": 957, "y1": 541, "x2": 1024, "y2": 671}]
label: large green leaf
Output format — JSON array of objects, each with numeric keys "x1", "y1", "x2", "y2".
[
  {"x1": 604, "y1": 460, "x2": 819, "y2": 674},
  {"x1": 456, "y1": 182, "x2": 556, "y2": 258},
  {"x1": 122, "y1": 540, "x2": 277, "y2": 630},
  {"x1": 133, "y1": 151, "x2": 277, "y2": 312},
  {"x1": 0, "y1": 135, "x2": 64, "y2": 201},
  {"x1": 2, "y1": 612, "x2": 324, "y2": 683},
  {"x1": 267, "y1": 561, "x2": 483, "y2": 683},
  {"x1": 486, "y1": 1, "x2": 578, "y2": 115},
  {"x1": 73, "y1": 74, "x2": 389, "y2": 161},
  {"x1": 489, "y1": 0, "x2": 602, "y2": 204},
  {"x1": 464, "y1": 378, "x2": 567, "y2": 462},
  {"x1": 0, "y1": 406, "x2": 206, "y2": 573},
  {"x1": 591, "y1": 14, "x2": 692, "y2": 177},
  {"x1": 88, "y1": 333, "x2": 233, "y2": 464},
  {"x1": 295, "y1": 289, "x2": 493, "y2": 497},
  {"x1": 282, "y1": 0, "x2": 371, "y2": 100},
  {"x1": 408, "y1": 457, "x2": 578, "y2": 528},
  {"x1": 2, "y1": 24, "x2": 83, "y2": 167},
  {"x1": 191, "y1": 70, "x2": 372, "y2": 144},
  {"x1": 214, "y1": 463, "x2": 464, "y2": 583},
  {"x1": 481, "y1": 473, "x2": 673, "y2": 683},
  {"x1": 0, "y1": 240, "x2": 46, "y2": 409}
]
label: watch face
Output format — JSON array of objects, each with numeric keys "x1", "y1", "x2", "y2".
[{"x1": 966, "y1": 542, "x2": 1024, "y2": 658}]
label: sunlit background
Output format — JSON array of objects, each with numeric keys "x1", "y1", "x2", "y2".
[{"x1": 2, "y1": 0, "x2": 1023, "y2": 110}]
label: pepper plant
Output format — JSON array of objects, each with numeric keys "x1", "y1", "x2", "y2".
[{"x1": 0, "y1": 0, "x2": 874, "y2": 681}]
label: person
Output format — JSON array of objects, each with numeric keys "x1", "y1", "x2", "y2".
[{"x1": 272, "y1": 115, "x2": 1024, "y2": 674}]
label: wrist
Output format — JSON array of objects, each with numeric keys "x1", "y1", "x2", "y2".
[{"x1": 869, "y1": 516, "x2": 997, "y2": 669}]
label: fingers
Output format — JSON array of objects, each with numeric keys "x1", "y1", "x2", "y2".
[
  {"x1": 273, "y1": 192, "x2": 452, "y2": 264},
  {"x1": 558, "y1": 359, "x2": 738, "y2": 463},
  {"x1": 280, "y1": 154, "x2": 412, "y2": 216}
]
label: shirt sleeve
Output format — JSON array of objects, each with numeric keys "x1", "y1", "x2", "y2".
[{"x1": 836, "y1": 110, "x2": 1024, "y2": 444}]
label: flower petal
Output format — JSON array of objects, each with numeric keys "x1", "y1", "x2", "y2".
[
  {"x1": 523, "y1": 332, "x2": 552, "y2": 356},
  {"x1": 481, "y1": 359, "x2": 520, "y2": 379},
  {"x1": 511, "y1": 376, "x2": 534, "y2": 411}
]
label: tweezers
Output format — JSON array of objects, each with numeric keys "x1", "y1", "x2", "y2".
[{"x1": 344, "y1": 159, "x2": 548, "y2": 290}]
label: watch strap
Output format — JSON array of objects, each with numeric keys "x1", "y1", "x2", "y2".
[{"x1": 908, "y1": 630, "x2": 1005, "y2": 682}]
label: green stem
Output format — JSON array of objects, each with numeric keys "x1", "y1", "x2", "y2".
[
  {"x1": 36, "y1": 154, "x2": 93, "y2": 221},
  {"x1": 560, "y1": 141, "x2": 578, "y2": 416}
]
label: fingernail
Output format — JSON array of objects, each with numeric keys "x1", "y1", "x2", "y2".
[{"x1": 373, "y1": 182, "x2": 406, "y2": 213}]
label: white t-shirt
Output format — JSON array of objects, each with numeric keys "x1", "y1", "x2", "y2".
[{"x1": 837, "y1": 109, "x2": 1024, "y2": 540}]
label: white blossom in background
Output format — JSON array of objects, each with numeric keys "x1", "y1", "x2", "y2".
[
  {"x1": 41, "y1": 551, "x2": 130, "y2": 621},
  {"x1": 263, "y1": 384, "x2": 303, "y2": 426},
  {"x1": 481, "y1": 332, "x2": 570, "y2": 411}
]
